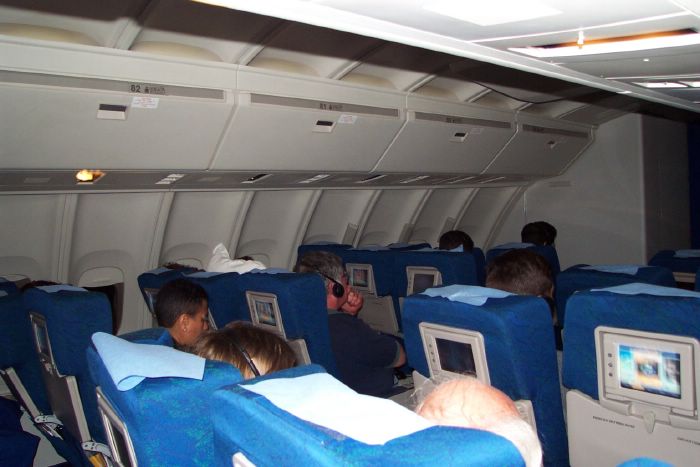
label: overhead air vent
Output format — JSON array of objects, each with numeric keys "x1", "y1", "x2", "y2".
[
  {"x1": 522, "y1": 124, "x2": 588, "y2": 139},
  {"x1": 242, "y1": 173, "x2": 272, "y2": 184},
  {"x1": 250, "y1": 94, "x2": 399, "y2": 117},
  {"x1": 355, "y1": 174, "x2": 387, "y2": 184},
  {"x1": 0, "y1": 71, "x2": 225, "y2": 100},
  {"x1": 414, "y1": 112, "x2": 512, "y2": 129},
  {"x1": 298, "y1": 174, "x2": 330, "y2": 184}
]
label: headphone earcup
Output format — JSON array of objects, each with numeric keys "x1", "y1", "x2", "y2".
[{"x1": 332, "y1": 282, "x2": 345, "y2": 298}]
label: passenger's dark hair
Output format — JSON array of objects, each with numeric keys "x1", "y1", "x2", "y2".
[
  {"x1": 162, "y1": 262, "x2": 203, "y2": 272},
  {"x1": 438, "y1": 230, "x2": 474, "y2": 252},
  {"x1": 294, "y1": 250, "x2": 345, "y2": 282},
  {"x1": 533, "y1": 221, "x2": 557, "y2": 246},
  {"x1": 521, "y1": 222, "x2": 548, "y2": 246},
  {"x1": 194, "y1": 322, "x2": 296, "y2": 379},
  {"x1": 154, "y1": 279, "x2": 208, "y2": 328},
  {"x1": 485, "y1": 249, "x2": 553, "y2": 298}
]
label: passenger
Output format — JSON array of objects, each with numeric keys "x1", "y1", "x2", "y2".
[
  {"x1": 162, "y1": 261, "x2": 203, "y2": 272},
  {"x1": 193, "y1": 322, "x2": 296, "y2": 379},
  {"x1": 207, "y1": 243, "x2": 267, "y2": 274},
  {"x1": 416, "y1": 377, "x2": 542, "y2": 467},
  {"x1": 154, "y1": 279, "x2": 210, "y2": 352},
  {"x1": 438, "y1": 230, "x2": 474, "y2": 253},
  {"x1": 486, "y1": 249, "x2": 553, "y2": 299},
  {"x1": 521, "y1": 221, "x2": 557, "y2": 246},
  {"x1": 294, "y1": 251, "x2": 406, "y2": 397}
]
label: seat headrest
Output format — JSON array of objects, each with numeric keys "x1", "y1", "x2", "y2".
[
  {"x1": 590, "y1": 283, "x2": 700, "y2": 298},
  {"x1": 91, "y1": 332, "x2": 205, "y2": 390}
]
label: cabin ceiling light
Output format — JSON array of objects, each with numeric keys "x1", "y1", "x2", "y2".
[
  {"x1": 633, "y1": 82, "x2": 687, "y2": 89},
  {"x1": 510, "y1": 29, "x2": 700, "y2": 57},
  {"x1": 423, "y1": 0, "x2": 560, "y2": 26},
  {"x1": 75, "y1": 169, "x2": 104, "y2": 184},
  {"x1": 155, "y1": 173, "x2": 185, "y2": 185},
  {"x1": 679, "y1": 81, "x2": 700, "y2": 88}
]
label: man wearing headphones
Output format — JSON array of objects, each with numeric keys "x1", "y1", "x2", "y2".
[{"x1": 296, "y1": 251, "x2": 406, "y2": 397}]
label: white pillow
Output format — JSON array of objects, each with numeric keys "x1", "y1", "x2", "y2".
[{"x1": 207, "y1": 243, "x2": 266, "y2": 274}]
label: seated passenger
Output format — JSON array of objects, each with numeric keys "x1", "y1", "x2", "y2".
[
  {"x1": 193, "y1": 322, "x2": 296, "y2": 379},
  {"x1": 416, "y1": 377, "x2": 542, "y2": 467},
  {"x1": 521, "y1": 221, "x2": 557, "y2": 247},
  {"x1": 207, "y1": 243, "x2": 266, "y2": 274},
  {"x1": 486, "y1": 249, "x2": 556, "y2": 323},
  {"x1": 295, "y1": 251, "x2": 406, "y2": 397},
  {"x1": 438, "y1": 230, "x2": 474, "y2": 253},
  {"x1": 154, "y1": 279, "x2": 210, "y2": 351}
]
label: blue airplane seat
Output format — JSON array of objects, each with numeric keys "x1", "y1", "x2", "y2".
[
  {"x1": 0, "y1": 292, "x2": 51, "y2": 414},
  {"x1": 393, "y1": 249, "x2": 479, "y2": 298},
  {"x1": 696, "y1": 267, "x2": 700, "y2": 291},
  {"x1": 86, "y1": 338, "x2": 242, "y2": 467},
  {"x1": 0, "y1": 277, "x2": 18, "y2": 295},
  {"x1": 339, "y1": 248, "x2": 395, "y2": 296},
  {"x1": 486, "y1": 243, "x2": 561, "y2": 276},
  {"x1": 136, "y1": 266, "x2": 197, "y2": 316},
  {"x1": 184, "y1": 271, "x2": 245, "y2": 328},
  {"x1": 555, "y1": 264, "x2": 675, "y2": 327},
  {"x1": 472, "y1": 247, "x2": 486, "y2": 286},
  {"x1": 296, "y1": 242, "x2": 353, "y2": 261},
  {"x1": 562, "y1": 284, "x2": 700, "y2": 466},
  {"x1": 387, "y1": 242, "x2": 431, "y2": 250},
  {"x1": 0, "y1": 396, "x2": 40, "y2": 467},
  {"x1": 212, "y1": 364, "x2": 525, "y2": 467},
  {"x1": 648, "y1": 249, "x2": 700, "y2": 274},
  {"x1": 402, "y1": 288, "x2": 567, "y2": 467},
  {"x1": 118, "y1": 327, "x2": 171, "y2": 345},
  {"x1": 22, "y1": 285, "x2": 112, "y2": 446},
  {"x1": 232, "y1": 272, "x2": 338, "y2": 377}
]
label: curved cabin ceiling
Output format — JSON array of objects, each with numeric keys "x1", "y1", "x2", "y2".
[{"x1": 0, "y1": 0, "x2": 696, "y2": 192}]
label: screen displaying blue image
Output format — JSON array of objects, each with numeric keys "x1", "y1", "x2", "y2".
[{"x1": 618, "y1": 344, "x2": 681, "y2": 399}]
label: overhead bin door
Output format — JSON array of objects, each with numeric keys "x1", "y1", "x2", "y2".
[
  {"x1": 0, "y1": 71, "x2": 234, "y2": 170},
  {"x1": 376, "y1": 97, "x2": 515, "y2": 173},
  {"x1": 212, "y1": 70, "x2": 404, "y2": 171},
  {"x1": 484, "y1": 115, "x2": 592, "y2": 176}
]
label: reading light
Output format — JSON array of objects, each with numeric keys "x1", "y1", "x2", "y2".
[
  {"x1": 679, "y1": 81, "x2": 700, "y2": 88},
  {"x1": 510, "y1": 29, "x2": 700, "y2": 58},
  {"x1": 423, "y1": 0, "x2": 560, "y2": 26},
  {"x1": 75, "y1": 169, "x2": 104, "y2": 184}
]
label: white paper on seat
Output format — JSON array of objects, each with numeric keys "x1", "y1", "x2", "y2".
[{"x1": 242, "y1": 373, "x2": 434, "y2": 445}]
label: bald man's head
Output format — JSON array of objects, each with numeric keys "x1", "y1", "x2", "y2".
[{"x1": 417, "y1": 378, "x2": 542, "y2": 467}]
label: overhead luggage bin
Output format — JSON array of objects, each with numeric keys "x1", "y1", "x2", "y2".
[
  {"x1": 0, "y1": 41, "x2": 236, "y2": 170},
  {"x1": 375, "y1": 96, "x2": 515, "y2": 173},
  {"x1": 483, "y1": 113, "x2": 593, "y2": 176},
  {"x1": 211, "y1": 68, "x2": 405, "y2": 172}
]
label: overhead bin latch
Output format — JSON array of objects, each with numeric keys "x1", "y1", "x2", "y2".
[
  {"x1": 96, "y1": 104, "x2": 127, "y2": 121},
  {"x1": 313, "y1": 120, "x2": 335, "y2": 133}
]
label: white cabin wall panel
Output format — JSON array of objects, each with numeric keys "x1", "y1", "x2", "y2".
[
  {"x1": 489, "y1": 195, "x2": 528, "y2": 247},
  {"x1": 236, "y1": 190, "x2": 316, "y2": 268},
  {"x1": 69, "y1": 192, "x2": 164, "y2": 332},
  {"x1": 376, "y1": 96, "x2": 515, "y2": 173},
  {"x1": 160, "y1": 191, "x2": 251, "y2": 267},
  {"x1": 302, "y1": 189, "x2": 376, "y2": 245},
  {"x1": 410, "y1": 188, "x2": 476, "y2": 245},
  {"x1": 484, "y1": 114, "x2": 592, "y2": 175},
  {"x1": 642, "y1": 116, "x2": 690, "y2": 257},
  {"x1": 359, "y1": 189, "x2": 428, "y2": 246},
  {"x1": 212, "y1": 68, "x2": 405, "y2": 171},
  {"x1": 0, "y1": 194, "x2": 63, "y2": 281},
  {"x1": 521, "y1": 114, "x2": 646, "y2": 268},
  {"x1": 456, "y1": 187, "x2": 522, "y2": 250}
]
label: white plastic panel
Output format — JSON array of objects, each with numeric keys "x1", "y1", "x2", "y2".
[
  {"x1": 212, "y1": 68, "x2": 405, "y2": 171},
  {"x1": 410, "y1": 188, "x2": 476, "y2": 245},
  {"x1": 161, "y1": 191, "x2": 251, "y2": 266},
  {"x1": 0, "y1": 194, "x2": 64, "y2": 281},
  {"x1": 303, "y1": 190, "x2": 377, "y2": 245},
  {"x1": 68, "y1": 192, "x2": 165, "y2": 332},
  {"x1": 237, "y1": 190, "x2": 317, "y2": 268},
  {"x1": 457, "y1": 187, "x2": 522, "y2": 249},
  {"x1": 0, "y1": 71, "x2": 233, "y2": 170},
  {"x1": 359, "y1": 189, "x2": 429, "y2": 245},
  {"x1": 484, "y1": 114, "x2": 592, "y2": 176},
  {"x1": 376, "y1": 96, "x2": 515, "y2": 173}
]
